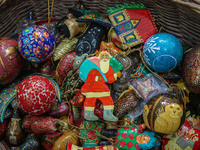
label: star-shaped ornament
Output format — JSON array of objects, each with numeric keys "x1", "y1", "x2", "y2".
[{"x1": 136, "y1": 77, "x2": 157, "y2": 100}]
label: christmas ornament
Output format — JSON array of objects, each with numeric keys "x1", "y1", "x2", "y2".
[
  {"x1": 79, "y1": 51, "x2": 123, "y2": 121},
  {"x1": 10, "y1": 133, "x2": 40, "y2": 150},
  {"x1": 70, "y1": 8, "x2": 113, "y2": 27},
  {"x1": 75, "y1": 23, "x2": 106, "y2": 56},
  {"x1": 143, "y1": 33, "x2": 183, "y2": 73},
  {"x1": 0, "y1": 37, "x2": 24, "y2": 85},
  {"x1": 52, "y1": 37, "x2": 78, "y2": 62},
  {"x1": 56, "y1": 52, "x2": 75, "y2": 85},
  {"x1": 107, "y1": 3, "x2": 157, "y2": 50},
  {"x1": 23, "y1": 115, "x2": 58, "y2": 135},
  {"x1": 18, "y1": 25, "x2": 55, "y2": 63},
  {"x1": 182, "y1": 45, "x2": 200, "y2": 93},
  {"x1": 6, "y1": 109, "x2": 24, "y2": 146},
  {"x1": 0, "y1": 80, "x2": 20, "y2": 122},
  {"x1": 52, "y1": 128, "x2": 79, "y2": 150},
  {"x1": 17, "y1": 75, "x2": 57, "y2": 115},
  {"x1": 116, "y1": 124, "x2": 160, "y2": 150},
  {"x1": 66, "y1": 142, "x2": 118, "y2": 150},
  {"x1": 113, "y1": 85, "x2": 142, "y2": 119},
  {"x1": 143, "y1": 93, "x2": 186, "y2": 134},
  {"x1": 62, "y1": 18, "x2": 88, "y2": 39},
  {"x1": 79, "y1": 120, "x2": 105, "y2": 147},
  {"x1": 162, "y1": 120, "x2": 200, "y2": 150}
]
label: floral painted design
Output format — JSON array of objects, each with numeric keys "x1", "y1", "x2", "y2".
[
  {"x1": 44, "y1": 45, "x2": 50, "y2": 51},
  {"x1": 33, "y1": 31, "x2": 39, "y2": 39},
  {"x1": 28, "y1": 57, "x2": 40, "y2": 62},
  {"x1": 24, "y1": 49, "x2": 30, "y2": 56},
  {"x1": 22, "y1": 27, "x2": 33, "y2": 36},
  {"x1": 43, "y1": 31, "x2": 49, "y2": 38},
  {"x1": 18, "y1": 25, "x2": 55, "y2": 63},
  {"x1": 23, "y1": 38, "x2": 30, "y2": 44},
  {"x1": 33, "y1": 48, "x2": 40, "y2": 55}
]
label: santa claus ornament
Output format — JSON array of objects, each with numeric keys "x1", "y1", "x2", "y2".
[
  {"x1": 79, "y1": 51, "x2": 123, "y2": 121},
  {"x1": 17, "y1": 75, "x2": 60, "y2": 115}
]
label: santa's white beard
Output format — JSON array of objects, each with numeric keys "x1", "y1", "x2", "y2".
[{"x1": 100, "y1": 59, "x2": 110, "y2": 73}]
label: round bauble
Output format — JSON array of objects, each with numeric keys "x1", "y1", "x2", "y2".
[
  {"x1": 143, "y1": 93, "x2": 185, "y2": 134},
  {"x1": 17, "y1": 75, "x2": 56, "y2": 115},
  {"x1": 143, "y1": 33, "x2": 183, "y2": 73},
  {"x1": 0, "y1": 37, "x2": 24, "y2": 85},
  {"x1": 182, "y1": 45, "x2": 200, "y2": 93},
  {"x1": 18, "y1": 25, "x2": 55, "y2": 63}
]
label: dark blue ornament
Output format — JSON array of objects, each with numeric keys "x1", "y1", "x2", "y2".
[{"x1": 18, "y1": 25, "x2": 55, "y2": 63}]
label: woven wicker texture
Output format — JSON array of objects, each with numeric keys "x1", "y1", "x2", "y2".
[{"x1": 0, "y1": 0, "x2": 200, "y2": 46}]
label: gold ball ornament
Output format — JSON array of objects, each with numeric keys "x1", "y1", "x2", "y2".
[{"x1": 143, "y1": 93, "x2": 185, "y2": 134}]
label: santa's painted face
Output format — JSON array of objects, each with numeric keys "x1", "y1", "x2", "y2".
[
  {"x1": 136, "y1": 134, "x2": 150, "y2": 144},
  {"x1": 99, "y1": 52, "x2": 110, "y2": 73}
]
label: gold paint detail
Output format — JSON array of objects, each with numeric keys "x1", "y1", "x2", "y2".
[
  {"x1": 150, "y1": 96, "x2": 163, "y2": 130},
  {"x1": 5, "y1": 46, "x2": 17, "y2": 57},
  {"x1": 0, "y1": 56, "x2": 7, "y2": 76}
]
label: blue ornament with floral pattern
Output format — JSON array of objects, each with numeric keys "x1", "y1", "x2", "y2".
[
  {"x1": 18, "y1": 25, "x2": 55, "y2": 63},
  {"x1": 143, "y1": 33, "x2": 183, "y2": 73}
]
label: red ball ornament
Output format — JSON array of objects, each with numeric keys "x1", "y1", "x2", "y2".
[{"x1": 17, "y1": 75, "x2": 56, "y2": 115}]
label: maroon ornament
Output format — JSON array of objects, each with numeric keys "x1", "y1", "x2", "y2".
[
  {"x1": 23, "y1": 115, "x2": 58, "y2": 135},
  {"x1": 17, "y1": 75, "x2": 56, "y2": 115},
  {"x1": 56, "y1": 52, "x2": 75, "y2": 85},
  {"x1": 0, "y1": 37, "x2": 24, "y2": 85},
  {"x1": 182, "y1": 45, "x2": 200, "y2": 93}
]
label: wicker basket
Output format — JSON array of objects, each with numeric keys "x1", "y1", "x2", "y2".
[{"x1": 0, "y1": 0, "x2": 200, "y2": 47}]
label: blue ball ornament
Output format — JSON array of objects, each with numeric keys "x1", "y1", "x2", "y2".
[
  {"x1": 143, "y1": 33, "x2": 183, "y2": 73},
  {"x1": 18, "y1": 25, "x2": 55, "y2": 63}
]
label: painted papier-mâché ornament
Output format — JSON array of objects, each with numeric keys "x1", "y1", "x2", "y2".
[
  {"x1": 143, "y1": 93, "x2": 186, "y2": 134},
  {"x1": 0, "y1": 37, "x2": 24, "y2": 85},
  {"x1": 75, "y1": 23, "x2": 106, "y2": 56},
  {"x1": 66, "y1": 142, "x2": 118, "y2": 150},
  {"x1": 10, "y1": 133, "x2": 40, "y2": 150},
  {"x1": 17, "y1": 75, "x2": 61, "y2": 115},
  {"x1": 79, "y1": 51, "x2": 123, "y2": 121},
  {"x1": 79, "y1": 120, "x2": 105, "y2": 147},
  {"x1": 6, "y1": 108, "x2": 24, "y2": 146},
  {"x1": 0, "y1": 79, "x2": 21, "y2": 122},
  {"x1": 18, "y1": 25, "x2": 55, "y2": 63},
  {"x1": 143, "y1": 33, "x2": 183, "y2": 73},
  {"x1": 182, "y1": 45, "x2": 200, "y2": 94},
  {"x1": 116, "y1": 124, "x2": 160, "y2": 150},
  {"x1": 162, "y1": 120, "x2": 200, "y2": 150}
]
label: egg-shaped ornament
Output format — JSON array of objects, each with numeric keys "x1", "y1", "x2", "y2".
[
  {"x1": 18, "y1": 25, "x2": 55, "y2": 63},
  {"x1": 0, "y1": 37, "x2": 24, "y2": 85},
  {"x1": 17, "y1": 75, "x2": 57, "y2": 115},
  {"x1": 182, "y1": 45, "x2": 200, "y2": 93},
  {"x1": 143, "y1": 93, "x2": 185, "y2": 135},
  {"x1": 143, "y1": 33, "x2": 183, "y2": 73}
]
